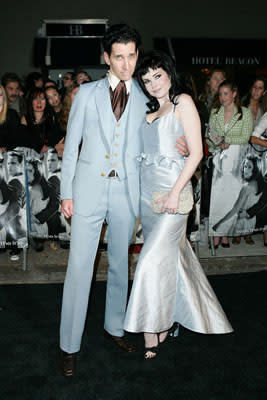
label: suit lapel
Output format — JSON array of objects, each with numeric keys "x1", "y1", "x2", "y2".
[
  {"x1": 125, "y1": 80, "x2": 144, "y2": 144},
  {"x1": 95, "y1": 78, "x2": 114, "y2": 150}
]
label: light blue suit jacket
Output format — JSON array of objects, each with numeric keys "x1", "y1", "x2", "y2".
[{"x1": 60, "y1": 77, "x2": 147, "y2": 217}]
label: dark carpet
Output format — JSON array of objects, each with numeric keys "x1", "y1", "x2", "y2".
[{"x1": 0, "y1": 272, "x2": 266, "y2": 400}]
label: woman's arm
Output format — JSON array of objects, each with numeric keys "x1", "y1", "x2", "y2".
[
  {"x1": 250, "y1": 136, "x2": 267, "y2": 147},
  {"x1": 161, "y1": 94, "x2": 203, "y2": 212}
]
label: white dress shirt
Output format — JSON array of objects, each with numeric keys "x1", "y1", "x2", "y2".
[{"x1": 108, "y1": 71, "x2": 132, "y2": 94}]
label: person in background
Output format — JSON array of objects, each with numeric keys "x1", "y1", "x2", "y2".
[
  {"x1": 207, "y1": 80, "x2": 253, "y2": 248},
  {"x1": 0, "y1": 152, "x2": 26, "y2": 261},
  {"x1": 56, "y1": 85, "x2": 80, "y2": 158},
  {"x1": 44, "y1": 79, "x2": 57, "y2": 89},
  {"x1": 242, "y1": 77, "x2": 266, "y2": 127},
  {"x1": 60, "y1": 72, "x2": 75, "y2": 100},
  {"x1": 199, "y1": 69, "x2": 226, "y2": 111},
  {"x1": 24, "y1": 72, "x2": 44, "y2": 95},
  {"x1": 21, "y1": 87, "x2": 63, "y2": 155},
  {"x1": 45, "y1": 86, "x2": 62, "y2": 116},
  {"x1": 1, "y1": 73, "x2": 25, "y2": 117},
  {"x1": 250, "y1": 93, "x2": 267, "y2": 246},
  {"x1": 0, "y1": 85, "x2": 21, "y2": 152},
  {"x1": 74, "y1": 71, "x2": 92, "y2": 86}
]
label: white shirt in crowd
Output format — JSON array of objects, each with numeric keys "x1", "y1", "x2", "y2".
[{"x1": 252, "y1": 112, "x2": 267, "y2": 140}]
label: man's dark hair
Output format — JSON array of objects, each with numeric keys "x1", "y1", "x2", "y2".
[
  {"x1": 102, "y1": 24, "x2": 141, "y2": 55},
  {"x1": 1, "y1": 72, "x2": 21, "y2": 88},
  {"x1": 137, "y1": 50, "x2": 190, "y2": 113}
]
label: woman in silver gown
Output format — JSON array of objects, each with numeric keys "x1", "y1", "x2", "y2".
[{"x1": 124, "y1": 51, "x2": 233, "y2": 359}]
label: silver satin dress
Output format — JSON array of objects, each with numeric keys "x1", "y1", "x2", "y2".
[{"x1": 124, "y1": 109, "x2": 233, "y2": 335}]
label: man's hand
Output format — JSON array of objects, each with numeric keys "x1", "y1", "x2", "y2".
[
  {"x1": 55, "y1": 137, "x2": 65, "y2": 158},
  {"x1": 61, "y1": 199, "x2": 74, "y2": 218},
  {"x1": 175, "y1": 135, "x2": 189, "y2": 156}
]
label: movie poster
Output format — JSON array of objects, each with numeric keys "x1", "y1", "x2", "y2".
[
  {"x1": 23, "y1": 147, "x2": 70, "y2": 241},
  {"x1": 209, "y1": 144, "x2": 267, "y2": 236},
  {"x1": 0, "y1": 151, "x2": 27, "y2": 248}
]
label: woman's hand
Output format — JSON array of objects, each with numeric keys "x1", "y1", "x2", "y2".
[
  {"x1": 40, "y1": 144, "x2": 48, "y2": 153},
  {"x1": 55, "y1": 137, "x2": 65, "y2": 158},
  {"x1": 156, "y1": 191, "x2": 179, "y2": 214},
  {"x1": 61, "y1": 199, "x2": 74, "y2": 218}
]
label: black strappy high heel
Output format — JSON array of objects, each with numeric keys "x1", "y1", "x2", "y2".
[{"x1": 144, "y1": 334, "x2": 160, "y2": 359}]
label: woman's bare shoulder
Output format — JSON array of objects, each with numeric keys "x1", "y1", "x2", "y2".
[{"x1": 176, "y1": 93, "x2": 194, "y2": 107}]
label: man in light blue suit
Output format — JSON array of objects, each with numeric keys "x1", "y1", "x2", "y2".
[{"x1": 59, "y1": 24, "x2": 148, "y2": 376}]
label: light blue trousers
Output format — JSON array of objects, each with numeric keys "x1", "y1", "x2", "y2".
[{"x1": 60, "y1": 179, "x2": 136, "y2": 353}]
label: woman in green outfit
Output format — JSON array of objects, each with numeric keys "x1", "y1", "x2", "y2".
[{"x1": 207, "y1": 80, "x2": 253, "y2": 248}]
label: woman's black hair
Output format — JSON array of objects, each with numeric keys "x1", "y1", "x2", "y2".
[
  {"x1": 240, "y1": 153, "x2": 264, "y2": 194},
  {"x1": 27, "y1": 160, "x2": 50, "y2": 200},
  {"x1": 25, "y1": 72, "x2": 43, "y2": 94},
  {"x1": 136, "y1": 50, "x2": 191, "y2": 113},
  {"x1": 25, "y1": 87, "x2": 52, "y2": 127}
]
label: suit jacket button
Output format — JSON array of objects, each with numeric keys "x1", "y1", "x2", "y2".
[
  {"x1": 105, "y1": 154, "x2": 110, "y2": 159},
  {"x1": 101, "y1": 172, "x2": 106, "y2": 176}
]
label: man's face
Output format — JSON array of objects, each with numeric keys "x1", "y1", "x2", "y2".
[
  {"x1": 47, "y1": 153, "x2": 59, "y2": 172},
  {"x1": 104, "y1": 42, "x2": 138, "y2": 81},
  {"x1": 7, "y1": 155, "x2": 21, "y2": 176},
  {"x1": 5, "y1": 81, "x2": 19, "y2": 104}
]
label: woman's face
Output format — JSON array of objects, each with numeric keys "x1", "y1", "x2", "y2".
[
  {"x1": 209, "y1": 71, "x2": 225, "y2": 94},
  {"x1": 251, "y1": 80, "x2": 265, "y2": 102},
  {"x1": 243, "y1": 159, "x2": 254, "y2": 180},
  {"x1": 0, "y1": 88, "x2": 4, "y2": 107},
  {"x1": 46, "y1": 88, "x2": 61, "y2": 109},
  {"x1": 219, "y1": 86, "x2": 236, "y2": 108},
  {"x1": 32, "y1": 93, "x2": 46, "y2": 112},
  {"x1": 35, "y1": 78, "x2": 43, "y2": 88},
  {"x1": 142, "y1": 67, "x2": 171, "y2": 101},
  {"x1": 76, "y1": 73, "x2": 90, "y2": 85}
]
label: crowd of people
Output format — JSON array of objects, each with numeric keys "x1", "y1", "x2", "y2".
[{"x1": 0, "y1": 63, "x2": 266, "y2": 261}]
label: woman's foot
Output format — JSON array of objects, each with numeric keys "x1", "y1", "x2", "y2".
[
  {"x1": 9, "y1": 248, "x2": 21, "y2": 261},
  {"x1": 221, "y1": 237, "x2": 230, "y2": 248},
  {"x1": 244, "y1": 235, "x2": 254, "y2": 245},
  {"x1": 33, "y1": 239, "x2": 44, "y2": 252},
  {"x1": 144, "y1": 333, "x2": 159, "y2": 359},
  {"x1": 232, "y1": 236, "x2": 241, "y2": 245},
  {"x1": 159, "y1": 330, "x2": 168, "y2": 344},
  {"x1": 213, "y1": 237, "x2": 221, "y2": 249},
  {"x1": 159, "y1": 323, "x2": 179, "y2": 344}
]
